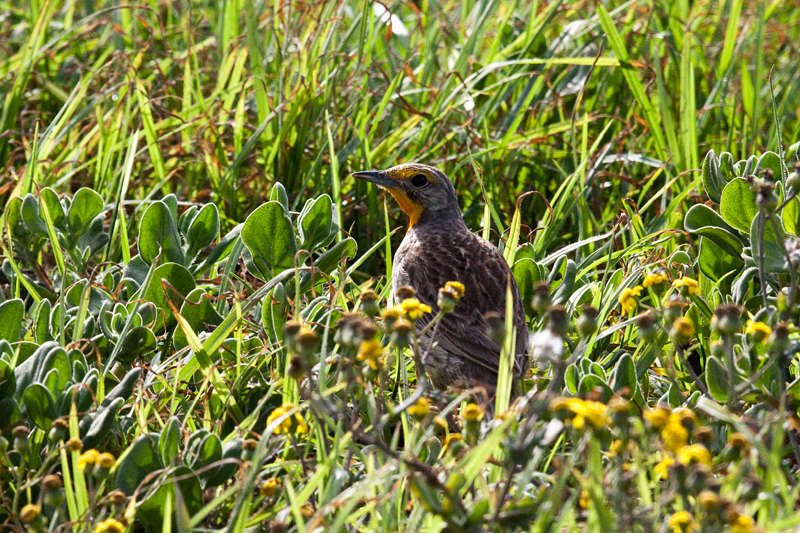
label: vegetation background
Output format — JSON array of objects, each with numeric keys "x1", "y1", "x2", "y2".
[{"x1": 2, "y1": 0, "x2": 800, "y2": 531}]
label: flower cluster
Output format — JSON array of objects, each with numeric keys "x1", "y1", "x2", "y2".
[
  {"x1": 267, "y1": 404, "x2": 309, "y2": 435},
  {"x1": 550, "y1": 397, "x2": 609, "y2": 430}
]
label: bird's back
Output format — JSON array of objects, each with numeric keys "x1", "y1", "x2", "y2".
[{"x1": 393, "y1": 220, "x2": 528, "y2": 390}]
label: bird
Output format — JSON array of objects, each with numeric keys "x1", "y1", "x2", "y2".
[{"x1": 352, "y1": 163, "x2": 528, "y2": 405}]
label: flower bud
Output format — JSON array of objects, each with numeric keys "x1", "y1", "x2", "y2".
[
  {"x1": 756, "y1": 182, "x2": 778, "y2": 212},
  {"x1": 663, "y1": 297, "x2": 684, "y2": 324},
  {"x1": 357, "y1": 289, "x2": 380, "y2": 317},
  {"x1": 693, "y1": 426, "x2": 714, "y2": 445},
  {"x1": 336, "y1": 313, "x2": 365, "y2": 348},
  {"x1": 13, "y1": 426, "x2": 30, "y2": 455},
  {"x1": 395, "y1": 285, "x2": 417, "y2": 301},
  {"x1": 241, "y1": 438, "x2": 258, "y2": 461},
  {"x1": 20, "y1": 504, "x2": 41, "y2": 525},
  {"x1": 547, "y1": 305, "x2": 570, "y2": 336},
  {"x1": 768, "y1": 322, "x2": 790, "y2": 354},
  {"x1": 636, "y1": 312, "x2": 659, "y2": 343},
  {"x1": 670, "y1": 317, "x2": 694, "y2": 344},
  {"x1": 788, "y1": 162, "x2": 800, "y2": 191},
  {"x1": 575, "y1": 305, "x2": 598, "y2": 337},
  {"x1": 67, "y1": 437, "x2": 82, "y2": 453},
  {"x1": 283, "y1": 320, "x2": 302, "y2": 351},
  {"x1": 49, "y1": 419, "x2": 69, "y2": 442},
  {"x1": 380, "y1": 307, "x2": 402, "y2": 330},
  {"x1": 42, "y1": 475, "x2": 64, "y2": 507},
  {"x1": 390, "y1": 319, "x2": 414, "y2": 348},
  {"x1": 437, "y1": 287, "x2": 460, "y2": 314},
  {"x1": 711, "y1": 304, "x2": 743, "y2": 336},
  {"x1": 531, "y1": 282, "x2": 551, "y2": 314}
]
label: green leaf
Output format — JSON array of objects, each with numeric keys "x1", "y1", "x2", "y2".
[
  {"x1": 187, "y1": 432, "x2": 222, "y2": 472},
  {"x1": 578, "y1": 374, "x2": 613, "y2": 403},
  {"x1": 102, "y1": 368, "x2": 143, "y2": 407},
  {"x1": 0, "y1": 298, "x2": 24, "y2": 343},
  {"x1": 702, "y1": 150, "x2": 726, "y2": 204},
  {"x1": 115, "y1": 434, "x2": 163, "y2": 495},
  {"x1": 754, "y1": 151, "x2": 785, "y2": 183},
  {"x1": 138, "y1": 466, "x2": 203, "y2": 533},
  {"x1": 512, "y1": 258, "x2": 542, "y2": 319},
  {"x1": 552, "y1": 259, "x2": 576, "y2": 306},
  {"x1": 141, "y1": 263, "x2": 197, "y2": 321},
  {"x1": 117, "y1": 326, "x2": 157, "y2": 363},
  {"x1": 705, "y1": 355, "x2": 729, "y2": 403},
  {"x1": 241, "y1": 202, "x2": 297, "y2": 280},
  {"x1": 298, "y1": 194, "x2": 336, "y2": 251},
  {"x1": 21, "y1": 194, "x2": 48, "y2": 237},
  {"x1": 0, "y1": 397, "x2": 20, "y2": 428},
  {"x1": 159, "y1": 417, "x2": 182, "y2": 466},
  {"x1": 0, "y1": 358, "x2": 16, "y2": 398},
  {"x1": 698, "y1": 237, "x2": 744, "y2": 282},
  {"x1": 565, "y1": 363, "x2": 579, "y2": 394},
  {"x1": 270, "y1": 182, "x2": 290, "y2": 214},
  {"x1": 720, "y1": 178, "x2": 758, "y2": 233},
  {"x1": 185, "y1": 203, "x2": 220, "y2": 262},
  {"x1": 173, "y1": 289, "x2": 223, "y2": 350},
  {"x1": 23, "y1": 382, "x2": 57, "y2": 430},
  {"x1": 40, "y1": 188, "x2": 65, "y2": 228},
  {"x1": 139, "y1": 201, "x2": 185, "y2": 265},
  {"x1": 684, "y1": 204, "x2": 743, "y2": 257},
  {"x1": 748, "y1": 214, "x2": 789, "y2": 273},
  {"x1": 610, "y1": 353, "x2": 636, "y2": 398},
  {"x1": 202, "y1": 438, "x2": 243, "y2": 487},
  {"x1": 68, "y1": 187, "x2": 104, "y2": 238},
  {"x1": 80, "y1": 397, "x2": 123, "y2": 450},
  {"x1": 781, "y1": 197, "x2": 799, "y2": 236}
]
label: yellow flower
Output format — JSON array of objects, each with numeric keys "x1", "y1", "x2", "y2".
[
  {"x1": 408, "y1": 398, "x2": 430, "y2": 419},
  {"x1": 745, "y1": 320, "x2": 771, "y2": 343},
  {"x1": 674, "y1": 276, "x2": 700, "y2": 296},
  {"x1": 443, "y1": 433, "x2": 463, "y2": 451},
  {"x1": 357, "y1": 339, "x2": 384, "y2": 371},
  {"x1": 67, "y1": 437, "x2": 83, "y2": 452},
  {"x1": 671, "y1": 317, "x2": 695, "y2": 340},
  {"x1": 565, "y1": 398, "x2": 608, "y2": 429},
  {"x1": 578, "y1": 490, "x2": 589, "y2": 509},
  {"x1": 94, "y1": 518, "x2": 125, "y2": 533},
  {"x1": 668, "y1": 510, "x2": 695, "y2": 533},
  {"x1": 654, "y1": 456, "x2": 674, "y2": 479},
  {"x1": 463, "y1": 403, "x2": 484, "y2": 423},
  {"x1": 445, "y1": 281, "x2": 465, "y2": 299},
  {"x1": 97, "y1": 452, "x2": 115, "y2": 469},
  {"x1": 618, "y1": 286, "x2": 643, "y2": 315},
  {"x1": 20, "y1": 504, "x2": 41, "y2": 523},
  {"x1": 677, "y1": 444, "x2": 711, "y2": 466},
  {"x1": 729, "y1": 513, "x2": 755, "y2": 533},
  {"x1": 401, "y1": 298, "x2": 432, "y2": 320},
  {"x1": 78, "y1": 449, "x2": 100, "y2": 472},
  {"x1": 260, "y1": 478, "x2": 281, "y2": 498},
  {"x1": 643, "y1": 271, "x2": 669, "y2": 288},
  {"x1": 728, "y1": 432, "x2": 750, "y2": 452},
  {"x1": 267, "y1": 404, "x2": 308, "y2": 435},
  {"x1": 661, "y1": 415, "x2": 689, "y2": 453},
  {"x1": 644, "y1": 407, "x2": 671, "y2": 429},
  {"x1": 381, "y1": 307, "x2": 402, "y2": 320},
  {"x1": 697, "y1": 490, "x2": 721, "y2": 511}
]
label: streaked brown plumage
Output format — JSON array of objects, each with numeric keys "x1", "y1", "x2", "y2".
[{"x1": 352, "y1": 163, "x2": 528, "y2": 399}]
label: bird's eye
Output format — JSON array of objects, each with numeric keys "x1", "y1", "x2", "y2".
[{"x1": 411, "y1": 174, "x2": 428, "y2": 188}]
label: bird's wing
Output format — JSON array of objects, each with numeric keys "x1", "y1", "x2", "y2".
[{"x1": 397, "y1": 230, "x2": 528, "y2": 377}]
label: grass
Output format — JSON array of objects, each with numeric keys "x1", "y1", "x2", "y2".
[{"x1": 3, "y1": 0, "x2": 800, "y2": 532}]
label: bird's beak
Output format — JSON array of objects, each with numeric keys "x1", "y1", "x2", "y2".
[{"x1": 351, "y1": 170, "x2": 396, "y2": 189}]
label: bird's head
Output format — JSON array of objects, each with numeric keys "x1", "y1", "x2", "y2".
[{"x1": 352, "y1": 163, "x2": 460, "y2": 227}]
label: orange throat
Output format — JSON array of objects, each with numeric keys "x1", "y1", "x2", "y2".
[{"x1": 388, "y1": 189, "x2": 422, "y2": 227}]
